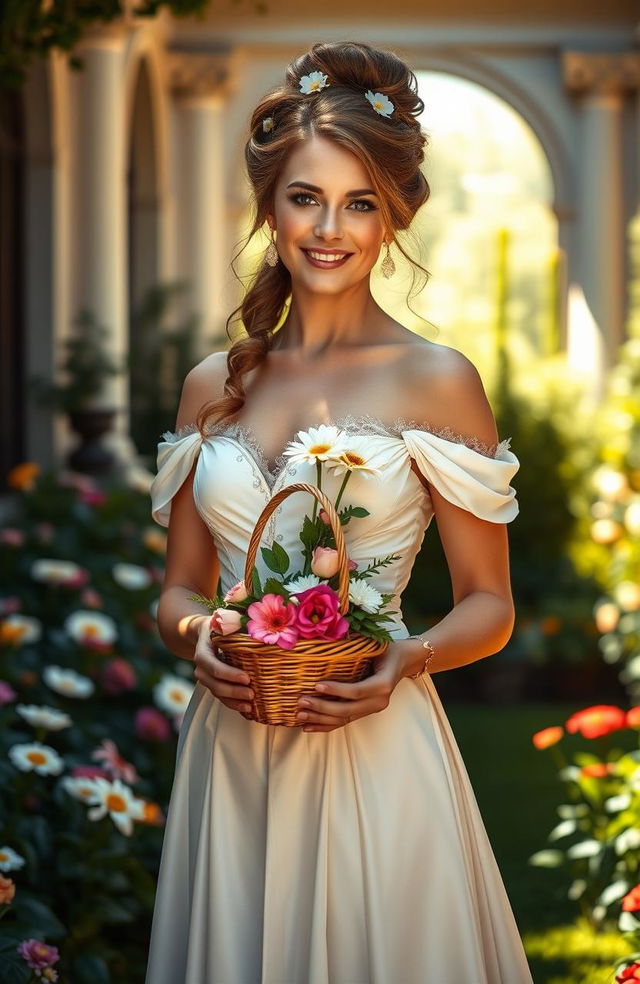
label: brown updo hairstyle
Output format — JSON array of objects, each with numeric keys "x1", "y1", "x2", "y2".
[{"x1": 197, "y1": 40, "x2": 431, "y2": 433}]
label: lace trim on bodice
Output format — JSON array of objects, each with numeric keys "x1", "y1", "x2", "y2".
[{"x1": 161, "y1": 413, "x2": 512, "y2": 490}]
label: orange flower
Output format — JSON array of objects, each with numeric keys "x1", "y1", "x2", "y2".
[
  {"x1": 566, "y1": 705, "x2": 627, "y2": 739},
  {"x1": 7, "y1": 462, "x2": 40, "y2": 491},
  {"x1": 627, "y1": 707, "x2": 640, "y2": 728},
  {"x1": 0, "y1": 622, "x2": 27, "y2": 646},
  {"x1": 622, "y1": 885, "x2": 640, "y2": 913},
  {"x1": 532, "y1": 726, "x2": 564, "y2": 749},
  {"x1": 580, "y1": 762, "x2": 613, "y2": 778},
  {"x1": 0, "y1": 874, "x2": 15, "y2": 904},
  {"x1": 140, "y1": 800, "x2": 165, "y2": 826},
  {"x1": 540, "y1": 616, "x2": 562, "y2": 636}
]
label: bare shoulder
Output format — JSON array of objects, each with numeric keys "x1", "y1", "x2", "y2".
[
  {"x1": 175, "y1": 350, "x2": 229, "y2": 430},
  {"x1": 402, "y1": 340, "x2": 499, "y2": 448}
]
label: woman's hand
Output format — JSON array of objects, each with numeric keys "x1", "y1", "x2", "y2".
[
  {"x1": 295, "y1": 640, "x2": 413, "y2": 732},
  {"x1": 193, "y1": 618, "x2": 255, "y2": 717}
]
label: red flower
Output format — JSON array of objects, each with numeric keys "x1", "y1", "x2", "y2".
[
  {"x1": 627, "y1": 706, "x2": 640, "y2": 728},
  {"x1": 622, "y1": 885, "x2": 640, "y2": 913},
  {"x1": 616, "y1": 963, "x2": 640, "y2": 982},
  {"x1": 532, "y1": 726, "x2": 564, "y2": 749},
  {"x1": 293, "y1": 584, "x2": 349, "y2": 641},
  {"x1": 565, "y1": 705, "x2": 627, "y2": 739},
  {"x1": 580, "y1": 762, "x2": 613, "y2": 778}
]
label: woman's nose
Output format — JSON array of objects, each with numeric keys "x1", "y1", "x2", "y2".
[{"x1": 314, "y1": 211, "x2": 344, "y2": 240}]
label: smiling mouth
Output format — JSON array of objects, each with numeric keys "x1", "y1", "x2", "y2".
[{"x1": 301, "y1": 248, "x2": 353, "y2": 268}]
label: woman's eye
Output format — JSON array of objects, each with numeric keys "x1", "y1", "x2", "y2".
[
  {"x1": 288, "y1": 193, "x2": 376, "y2": 212},
  {"x1": 290, "y1": 193, "x2": 318, "y2": 206},
  {"x1": 349, "y1": 199, "x2": 377, "y2": 212}
]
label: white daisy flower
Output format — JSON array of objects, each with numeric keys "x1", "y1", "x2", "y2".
[
  {"x1": 324, "y1": 436, "x2": 382, "y2": 478},
  {"x1": 348, "y1": 580, "x2": 383, "y2": 614},
  {"x1": 153, "y1": 675, "x2": 195, "y2": 717},
  {"x1": 61, "y1": 775, "x2": 99, "y2": 802},
  {"x1": 43, "y1": 665, "x2": 95, "y2": 699},
  {"x1": 1, "y1": 614, "x2": 42, "y2": 645},
  {"x1": 16, "y1": 704, "x2": 73, "y2": 731},
  {"x1": 9, "y1": 741, "x2": 64, "y2": 776},
  {"x1": 64, "y1": 610, "x2": 117, "y2": 646},
  {"x1": 287, "y1": 574, "x2": 322, "y2": 594},
  {"x1": 31, "y1": 558, "x2": 84, "y2": 585},
  {"x1": 112, "y1": 562, "x2": 152, "y2": 590},
  {"x1": 282, "y1": 424, "x2": 349, "y2": 467},
  {"x1": 299, "y1": 71, "x2": 329, "y2": 93},
  {"x1": 85, "y1": 777, "x2": 145, "y2": 837},
  {"x1": 0, "y1": 846, "x2": 26, "y2": 872},
  {"x1": 365, "y1": 90, "x2": 394, "y2": 117}
]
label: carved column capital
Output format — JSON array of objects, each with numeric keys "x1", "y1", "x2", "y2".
[
  {"x1": 562, "y1": 51, "x2": 640, "y2": 97},
  {"x1": 167, "y1": 48, "x2": 233, "y2": 103}
]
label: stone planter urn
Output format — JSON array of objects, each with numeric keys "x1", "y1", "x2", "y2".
[{"x1": 66, "y1": 407, "x2": 119, "y2": 475}]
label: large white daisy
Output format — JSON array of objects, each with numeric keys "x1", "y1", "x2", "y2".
[
  {"x1": 9, "y1": 741, "x2": 64, "y2": 776},
  {"x1": 31, "y1": 558, "x2": 85, "y2": 586},
  {"x1": 0, "y1": 846, "x2": 26, "y2": 872},
  {"x1": 282, "y1": 424, "x2": 350, "y2": 467},
  {"x1": 153, "y1": 675, "x2": 195, "y2": 717},
  {"x1": 112, "y1": 562, "x2": 152, "y2": 590},
  {"x1": 348, "y1": 580, "x2": 383, "y2": 614},
  {"x1": 86, "y1": 777, "x2": 145, "y2": 836},
  {"x1": 323, "y1": 435, "x2": 382, "y2": 478},
  {"x1": 64, "y1": 610, "x2": 117, "y2": 646},
  {"x1": 16, "y1": 704, "x2": 72, "y2": 731},
  {"x1": 286, "y1": 574, "x2": 321, "y2": 594},
  {"x1": 43, "y1": 665, "x2": 95, "y2": 699}
]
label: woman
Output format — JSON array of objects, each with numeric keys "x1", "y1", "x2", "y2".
[{"x1": 145, "y1": 41, "x2": 533, "y2": 983}]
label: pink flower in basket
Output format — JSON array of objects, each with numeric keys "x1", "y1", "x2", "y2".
[
  {"x1": 223, "y1": 580, "x2": 248, "y2": 603},
  {"x1": 294, "y1": 584, "x2": 349, "y2": 641},
  {"x1": 246, "y1": 594, "x2": 299, "y2": 649},
  {"x1": 210, "y1": 608, "x2": 243, "y2": 635},
  {"x1": 311, "y1": 546, "x2": 340, "y2": 577}
]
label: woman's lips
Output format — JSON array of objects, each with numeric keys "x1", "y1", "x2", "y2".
[{"x1": 301, "y1": 248, "x2": 352, "y2": 269}]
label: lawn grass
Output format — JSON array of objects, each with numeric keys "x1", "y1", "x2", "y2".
[{"x1": 444, "y1": 700, "x2": 637, "y2": 984}]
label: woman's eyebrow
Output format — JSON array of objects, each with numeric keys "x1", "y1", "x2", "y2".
[{"x1": 286, "y1": 180, "x2": 377, "y2": 197}]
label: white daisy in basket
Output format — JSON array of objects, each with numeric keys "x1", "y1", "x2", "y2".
[
  {"x1": 299, "y1": 71, "x2": 329, "y2": 93},
  {"x1": 8, "y1": 741, "x2": 64, "y2": 776},
  {"x1": 153, "y1": 674, "x2": 195, "y2": 717},
  {"x1": 64, "y1": 610, "x2": 117, "y2": 647},
  {"x1": 85, "y1": 777, "x2": 146, "y2": 836},
  {"x1": 43, "y1": 665, "x2": 95, "y2": 698},
  {"x1": 287, "y1": 574, "x2": 322, "y2": 595},
  {"x1": 0, "y1": 846, "x2": 25, "y2": 872},
  {"x1": 16, "y1": 704, "x2": 72, "y2": 731},
  {"x1": 282, "y1": 424, "x2": 349, "y2": 467},
  {"x1": 348, "y1": 580, "x2": 383, "y2": 614},
  {"x1": 324, "y1": 435, "x2": 382, "y2": 478}
]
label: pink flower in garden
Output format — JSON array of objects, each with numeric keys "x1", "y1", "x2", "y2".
[
  {"x1": 246, "y1": 594, "x2": 299, "y2": 649},
  {"x1": 16, "y1": 938, "x2": 60, "y2": 969},
  {"x1": 78, "y1": 487, "x2": 107, "y2": 507},
  {"x1": 80, "y1": 587, "x2": 103, "y2": 608},
  {"x1": 0, "y1": 680, "x2": 17, "y2": 705},
  {"x1": 92, "y1": 738, "x2": 139, "y2": 785},
  {"x1": 293, "y1": 584, "x2": 349, "y2": 641},
  {"x1": 65, "y1": 568, "x2": 90, "y2": 589},
  {"x1": 135, "y1": 707, "x2": 171, "y2": 742},
  {"x1": 223, "y1": 580, "x2": 249, "y2": 603},
  {"x1": 0, "y1": 528, "x2": 24, "y2": 547},
  {"x1": 310, "y1": 546, "x2": 340, "y2": 578},
  {"x1": 71, "y1": 764, "x2": 110, "y2": 780},
  {"x1": 100, "y1": 658, "x2": 137, "y2": 695},
  {"x1": 210, "y1": 608, "x2": 242, "y2": 636}
]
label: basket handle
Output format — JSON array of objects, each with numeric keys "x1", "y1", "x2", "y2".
[{"x1": 243, "y1": 482, "x2": 350, "y2": 614}]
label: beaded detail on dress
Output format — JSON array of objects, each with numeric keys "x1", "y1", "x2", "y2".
[{"x1": 160, "y1": 413, "x2": 513, "y2": 491}]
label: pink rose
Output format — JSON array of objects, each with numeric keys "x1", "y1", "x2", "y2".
[
  {"x1": 135, "y1": 707, "x2": 171, "y2": 742},
  {"x1": 210, "y1": 608, "x2": 242, "y2": 635},
  {"x1": 16, "y1": 939, "x2": 59, "y2": 970},
  {"x1": 100, "y1": 658, "x2": 137, "y2": 695},
  {"x1": 223, "y1": 580, "x2": 248, "y2": 603},
  {"x1": 246, "y1": 594, "x2": 299, "y2": 649},
  {"x1": 318, "y1": 509, "x2": 331, "y2": 525},
  {"x1": 311, "y1": 546, "x2": 340, "y2": 578},
  {"x1": 71, "y1": 764, "x2": 110, "y2": 779},
  {"x1": 293, "y1": 584, "x2": 349, "y2": 641}
]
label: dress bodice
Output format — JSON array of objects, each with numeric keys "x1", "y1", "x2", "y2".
[{"x1": 149, "y1": 414, "x2": 520, "y2": 637}]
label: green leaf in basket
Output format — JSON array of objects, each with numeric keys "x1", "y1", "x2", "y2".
[
  {"x1": 263, "y1": 577, "x2": 290, "y2": 598},
  {"x1": 339, "y1": 505, "x2": 370, "y2": 525},
  {"x1": 251, "y1": 567, "x2": 262, "y2": 597},
  {"x1": 261, "y1": 541, "x2": 290, "y2": 575},
  {"x1": 299, "y1": 514, "x2": 317, "y2": 550}
]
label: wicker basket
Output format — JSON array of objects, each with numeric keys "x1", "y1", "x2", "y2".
[{"x1": 209, "y1": 482, "x2": 389, "y2": 726}]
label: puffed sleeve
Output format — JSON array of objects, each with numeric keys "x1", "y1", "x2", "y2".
[
  {"x1": 149, "y1": 425, "x2": 203, "y2": 528},
  {"x1": 401, "y1": 428, "x2": 520, "y2": 523}
]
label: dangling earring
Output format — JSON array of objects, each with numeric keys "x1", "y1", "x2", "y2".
[
  {"x1": 380, "y1": 241, "x2": 396, "y2": 279},
  {"x1": 265, "y1": 229, "x2": 279, "y2": 267}
]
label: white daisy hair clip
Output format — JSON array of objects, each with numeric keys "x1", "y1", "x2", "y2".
[{"x1": 261, "y1": 72, "x2": 396, "y2": 135}]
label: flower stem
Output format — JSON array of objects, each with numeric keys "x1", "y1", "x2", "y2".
[
  {"x1": 311, "y1": 460, "x2": 322, "y2": 522},
  {"x1": 334, "y1": 470, "x2": 352, "y2": 512}
]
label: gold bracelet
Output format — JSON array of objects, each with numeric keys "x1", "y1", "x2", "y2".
[{"x1": 408, "y1": 635, "x2": 436, "y2": 678}]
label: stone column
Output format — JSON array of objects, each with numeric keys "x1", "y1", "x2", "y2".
[
  {"x1": 563, "y1": 51, "x2": 640, "y2": 367},
  {"x1": 168, "y1": 50, "x2": 232, "y2": 352}
]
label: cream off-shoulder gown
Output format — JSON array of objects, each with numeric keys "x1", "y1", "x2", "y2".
[{"x1": 144, "y1": 413, "x2": 534, "y2": 984}]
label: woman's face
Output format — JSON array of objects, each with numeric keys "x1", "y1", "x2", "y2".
[{"x1": 268, "y1": 133, "x2": 390, "y2": 294}]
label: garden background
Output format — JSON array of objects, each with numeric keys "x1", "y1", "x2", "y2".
[{"x1": 1, "y1": 2, "x2": 640, "y2": 982}]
